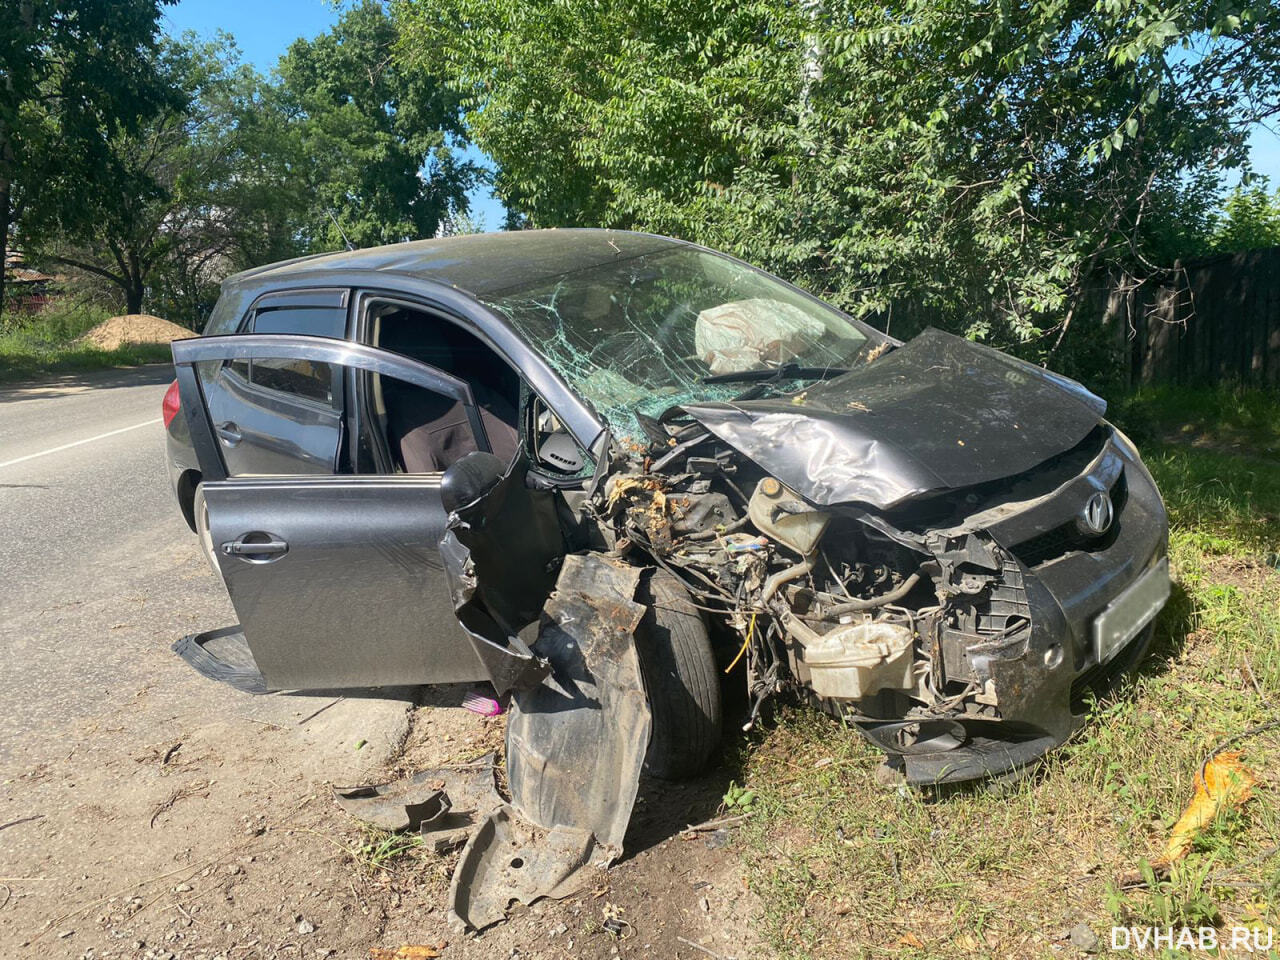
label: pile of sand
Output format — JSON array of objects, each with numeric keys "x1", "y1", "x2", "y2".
[{"x1": 77, "y1": 314, "x2": 198, "y2": 350}]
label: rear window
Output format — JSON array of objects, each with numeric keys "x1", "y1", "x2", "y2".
[
  {"x1": 200, "y1": 285, "x2": 255, "y2": 336},
  {"x1": 252, "y1": 307, "x2": 346, "y2": 339}
]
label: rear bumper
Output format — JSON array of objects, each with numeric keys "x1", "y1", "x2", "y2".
[{"x1": 165, "y1": 418, "x2": 201, "y2": 532}]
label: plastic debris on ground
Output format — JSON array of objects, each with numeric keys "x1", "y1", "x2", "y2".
[
  {"x1": 462, "y1": 691, "x2": 504, "y2": 716},
  {"x1": 1161, "y1": 750, "x2": 1256, "y2": 864},
  {"x1": 368, "y1": 946, "x2": 444, "y2": 959},
  {"x1": 1119, "y1": 749, "x2": 1257, "y2": 886},
  {"x1": 332, "y1": 754, "x2": 501, "y2": 853}
]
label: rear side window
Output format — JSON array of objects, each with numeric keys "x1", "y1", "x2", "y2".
[
  {"x1": 252, "y1": 307, "x2": 346, "y2": 339},
  {"x1": 228, "y1": 305, "x2": 347, "y2": 407}
]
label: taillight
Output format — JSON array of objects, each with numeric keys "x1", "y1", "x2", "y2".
[{"x1": 162, "y1": 379, "x2": 181, "y2": 429}]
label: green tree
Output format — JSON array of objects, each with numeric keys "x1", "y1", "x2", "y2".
[
  {"x1": 277, "y1": 0, "x2": 480, "y2": 250},
  {"x1": 30, "y1": 36, "x2": 281, "y2": 320},
  {"x1": 1210, "y1": 181, "x2": 1280, "y2": 253},
  {"x1": 395, "y1": 0, "x2": 1280, "y2": 354},
  {"x1": 0, "y1": 0, "x2": 176, "y2": 314}
]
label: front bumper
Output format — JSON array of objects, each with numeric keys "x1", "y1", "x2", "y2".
[{"x1": 877, "y1": 428, "x2": 1170, "y2": 784}]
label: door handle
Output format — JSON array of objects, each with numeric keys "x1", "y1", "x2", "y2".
[
  {"x1": 216, "y1": 421, "x2": 243, "y2": 446},
  {"x1": 221, "y1": 534, "x2": 289, "y2": 562}
]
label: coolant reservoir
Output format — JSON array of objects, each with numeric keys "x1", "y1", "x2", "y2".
[
  {"x1": 798, "y1": 621, "x2": 915, "y2": 700},
  {"x1": 748, "y1": 477, "x2": 831, "y2": 556}
]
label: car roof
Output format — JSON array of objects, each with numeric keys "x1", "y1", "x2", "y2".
[{"x1": 225, "y1": 228, "x2": 684, "y2": 299}]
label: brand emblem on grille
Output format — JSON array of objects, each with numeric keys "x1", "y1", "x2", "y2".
[{"x1": 1079, "y1": 490, "x2": 1114, "y2": 536}]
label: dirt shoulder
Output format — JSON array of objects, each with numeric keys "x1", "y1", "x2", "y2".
[
  {"x1": 0, "y1": 675, "x2": 422, "y2": 959},
  {"x1": 370, "y1": 696, "x2": 765, "y2": 960},
  {"x1": 3, "y1": 679, "x2": 763, "y2": 960},
  {"x1": 0, "y1": 517, "x2": 425, "y2": 959}
]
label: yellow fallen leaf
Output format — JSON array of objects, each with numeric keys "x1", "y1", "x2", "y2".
[
  {"x1": 897, "y1": 931, "x2": 925, "y2": 949},
  {"x1": 1161, "y1": 751, "x2": 1255, "y2": 864},
  {"x1": 369, "y1": 946, "x2": 442, "y2": 960}
]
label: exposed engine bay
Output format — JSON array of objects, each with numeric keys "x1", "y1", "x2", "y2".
[
  {"x1": 597, "y1": 422, "x2": 1034, "y2": 767},
  {"x1": 348, "y1": 406, "x2": 1163, "y2": 931}
]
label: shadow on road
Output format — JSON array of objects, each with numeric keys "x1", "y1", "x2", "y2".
[{"x1": 0, "y1": 363, "x2": 174, "y2": 402}]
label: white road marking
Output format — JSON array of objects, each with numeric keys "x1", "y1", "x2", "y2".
[{"x1": 0, "y1": 418, "x2": 163, "y2": 470}]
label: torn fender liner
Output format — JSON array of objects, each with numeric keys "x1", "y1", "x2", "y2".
[
  {"x1": 449, "y1": 553, "x2": 652, "y2": 931},
  {"x1": 448, "y1": 807, "x2": 594, "y2": 930},
  {"x1": 334, "y1": 782, "x2": 449, "y2": 832},
  {"x1": 442, "y1": 453, "x2": 565, "y2": 694}
]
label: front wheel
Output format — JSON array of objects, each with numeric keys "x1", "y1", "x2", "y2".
[{"x1": 635, "y1": 571, "x2": 722, "y2": 780}]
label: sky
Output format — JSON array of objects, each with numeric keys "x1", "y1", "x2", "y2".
[
  {"x1": 165, "y1": 0, "x2": 1280, "y2": 234},
  {"x1": 163, "y1": 0, "x2": 507, "y2": 230},
  {"x1": 1248, "y1": 125, "x2": 1280, "y2": 185}
]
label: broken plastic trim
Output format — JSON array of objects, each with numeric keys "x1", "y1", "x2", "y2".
[
  {"x1": 449, "y1": 553, "x2": 652, "y2": 930},
  {"x1": 172, "y1": 627, "x2": 269, "y2": 695},
  {"x1": 441, "y1": 452, "x2": 564, "y2": 694},
  {"x1": 338, "y1": 553, "x2": 652, "y2": 931}
]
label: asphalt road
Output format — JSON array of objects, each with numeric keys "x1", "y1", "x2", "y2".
[
  {"x1": 0, "y1": 366, "x2": 197, "y2": 752},
  {"x1": 0, "y1": 364, "x2": 441, "y2": 955},
  {"x1": 0, "y1": 364, "x2": 413, "y2": 772}
]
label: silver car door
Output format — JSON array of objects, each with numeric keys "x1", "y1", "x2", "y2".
[{"x1": 171, "y1": 334, "x2": 493, "y2": 689}]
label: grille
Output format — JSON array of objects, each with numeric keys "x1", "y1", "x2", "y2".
[
  {"x1": 1013, "y1": 470, "x2": 1127, "y2": 568},
  {"x1": 977, "y1": 560, "x2": 1031, "y2": 632}
]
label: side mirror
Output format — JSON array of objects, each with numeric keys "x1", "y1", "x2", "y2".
[{"x1": 441, "y1": 451, "x2": 507, "y2": 514}]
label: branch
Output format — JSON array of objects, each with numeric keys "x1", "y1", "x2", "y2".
[{"x1": 37, "y1": 253, "x2": 125, "y2": 287}]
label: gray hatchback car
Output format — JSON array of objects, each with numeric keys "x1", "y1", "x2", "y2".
[{"x1": 165, "y1": 229, "x2": 1168, "y2": 812}]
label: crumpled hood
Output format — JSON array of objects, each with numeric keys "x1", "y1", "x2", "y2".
[{"x1": 679, "y1": 328, "x2": 1105, "y2": 510}]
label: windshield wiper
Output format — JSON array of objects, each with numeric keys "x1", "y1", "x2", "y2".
[{"x1": 701, "y1": 361, "x2": 849, "y2": 385}]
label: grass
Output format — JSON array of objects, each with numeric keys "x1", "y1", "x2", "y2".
[
  {"x1": 311, "y1": 824, "x2": 427, "y2": 878},
  {"x1": 0, "y1": 301, "x2": 172, "y2": 383},
  {"x1": 354, "y1": 827, "x2": 427, "y2": 874},
  {"x1": 730, "y1": 385, "x2": 1280, "y2": 958}
]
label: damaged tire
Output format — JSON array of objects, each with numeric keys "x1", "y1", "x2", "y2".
[{"x1": 636, "y1": 571, "x2": 722, "y2": 779}]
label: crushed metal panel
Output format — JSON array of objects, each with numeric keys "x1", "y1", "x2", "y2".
[
  {"x1": 440, "y1": 531, "x2": 549, "y2": 694},
  {"x1": 449, "y1": 553, "x2": 651, "y2": 930},
  {"x1": 441, "y1": 453, "x2": 564, "y2": 694},
  {"x1": 681, "y1": 328, "x2": 1105, "y2": 509}
]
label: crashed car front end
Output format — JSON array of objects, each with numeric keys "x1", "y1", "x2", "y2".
[
  {"x1": 422, "y1": 337, "x2": 1170, "y2": 928},
  {"x1": 600, "y1": 414, "x2": 1168, "y2": 784},
  {"x1": 434, "y1": 250, "x2": 1172, "y2": 921}
]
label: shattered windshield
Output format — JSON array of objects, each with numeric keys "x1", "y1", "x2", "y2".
[{"x1": 480, "y1": 246, "x2": 871, "y2": 440}]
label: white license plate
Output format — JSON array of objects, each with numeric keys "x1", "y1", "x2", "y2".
[{"x1": 1093, "y1": 557, "x2": 1170, "y2": 664}]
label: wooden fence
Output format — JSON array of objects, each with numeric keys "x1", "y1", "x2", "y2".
[{"x1": 1090, "y1": 246, "x2": 1280, "y2": 388}]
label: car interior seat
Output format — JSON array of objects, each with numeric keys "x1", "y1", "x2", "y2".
[{"x1": 376, "y1": 309, "x2": 520, "y2": 473}]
